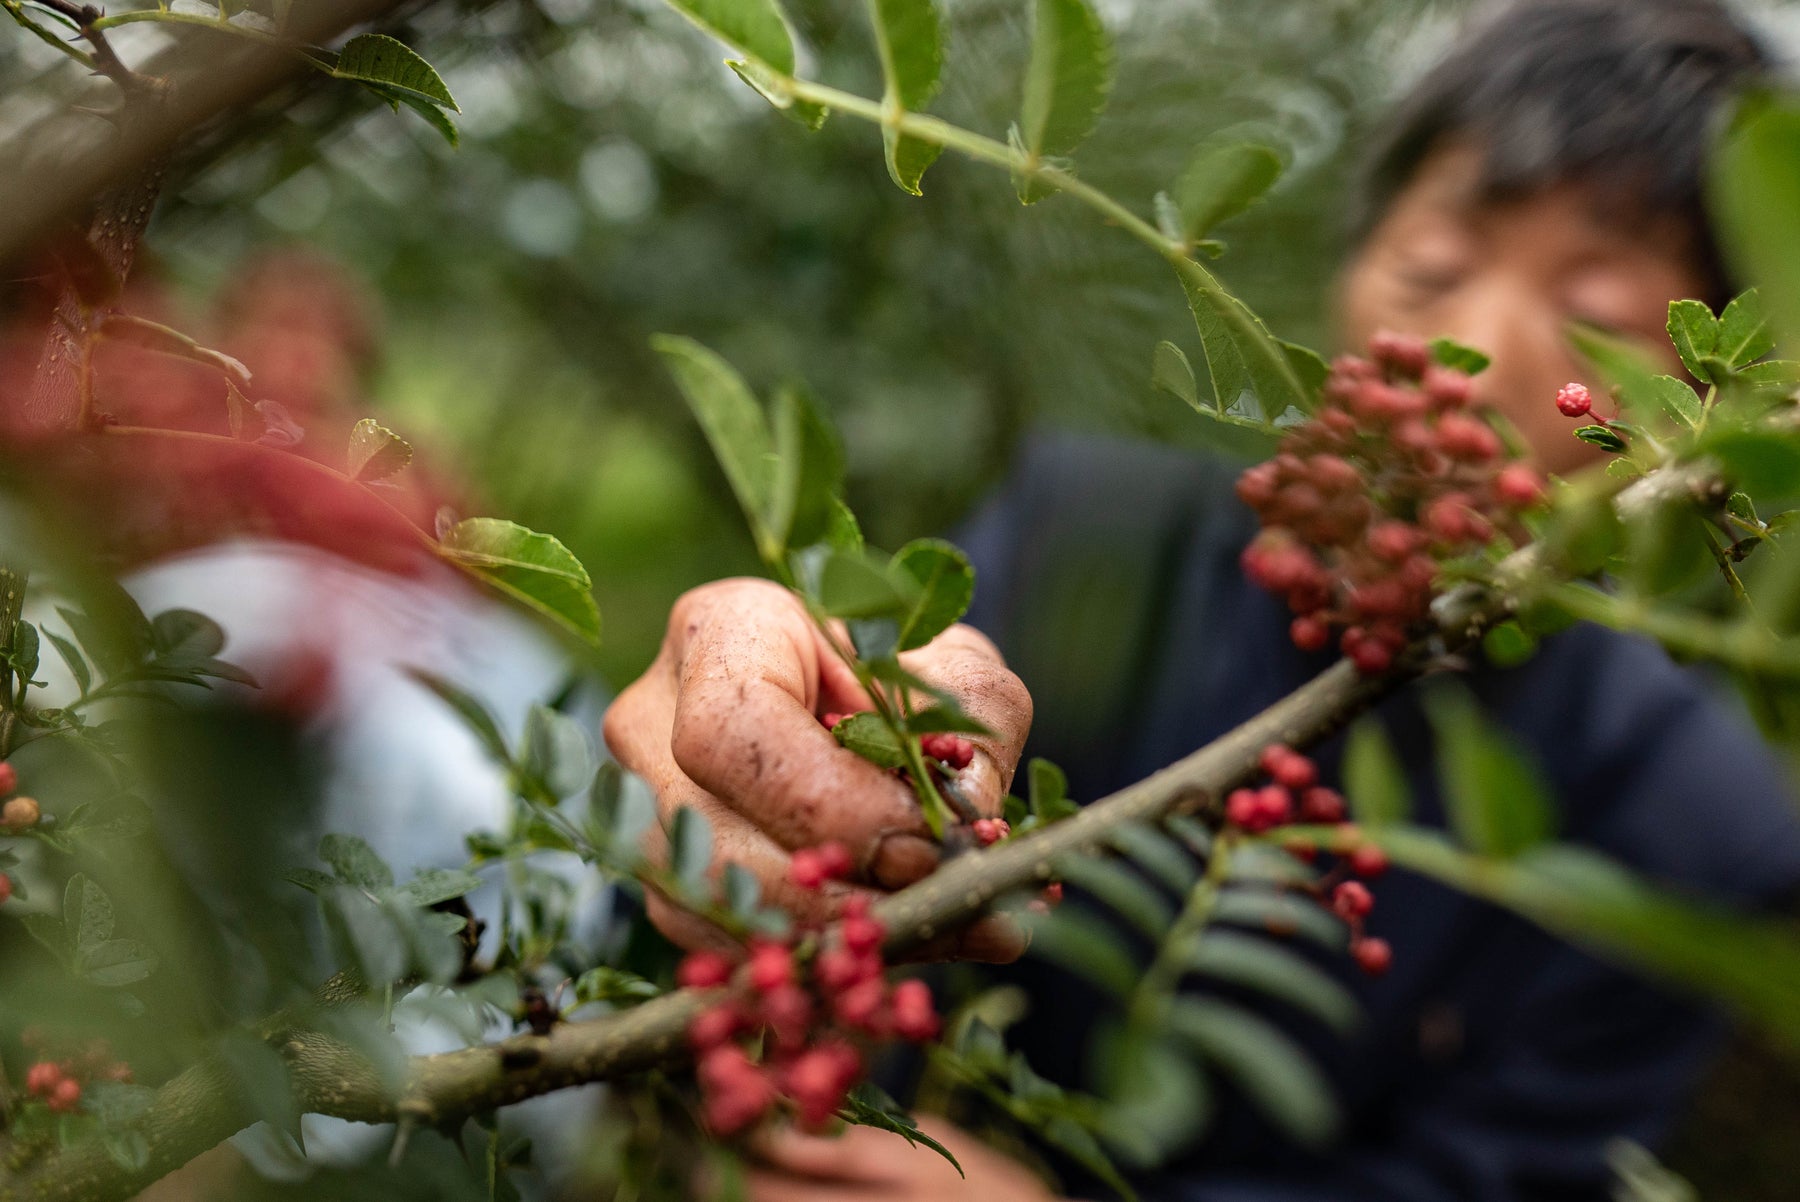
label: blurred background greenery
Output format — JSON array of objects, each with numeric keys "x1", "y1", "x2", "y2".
[{"x1": 7, "y1": 1, "x2": 1800, "y2": 1194}]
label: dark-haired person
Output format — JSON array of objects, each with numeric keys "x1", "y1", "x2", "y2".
[{"x1": 601, "y1": 1, "x2": 1800, "y2": 1198}]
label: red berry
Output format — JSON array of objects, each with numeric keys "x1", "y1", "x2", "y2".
[
  {"x1": 1495, "y1": 463, "x2": 1545, "y2": 509},
  {"x1": 789, "y1": 848, "x2": 830, "y2": 890},
  {"x1": 1280, "y1": 835, "x2": 1318, "y2": 863},
  {"x1": 1423, "y1": 497, "x2": 1473, "y2": 544},
  {"x1": 1422, "y1": 366, "x2": 1473, "y2": 409},
  {"x1": 747, "y1": 941, "x2": 794, "y2": 992},
  {"x1": 1225, "y1": 788, "x2": 1260, "y2": 829},
  {"x1": 0, "y1": 874, "x2": 11, "y2": 905},
  {"x1": 832, "y1": 977, "x2": 889, "y2": 1035},
  {"x1": 1369, "y1": 331, "x2": 1431, "y2": 379},
  {"x1": 759, "y1": 983, "x2": 814, "y2": 1052},
  {"x1": 1267, "y1": 750, "x2": 1317, "y2": 791},
  {"x1": 25, "y1": 1062, "x2": 60, "y2": 1096},
  {"x1": 1555, "y1": 382, "x2": 1593, "y2": 418},
  {"x1": 0, "y1": 763, "x2": 15, "y2": 795},
  {"x1": 1298, "y1": 786, "x2": 1347, "y2": 824},
  {"x1": 47, "y1": 1077, "x2": 81, "y2": 1114},
  {"x1": 676, "y1": 951, "x2": 734, "y2": 991},
  {"x1": 1039, "y1": 881, "x2": 1063, "y2": 907},
  {"x1": 1290, "y1": 615, "x2": 1331, "y2": 653},
  {"x1": 1, "y1": 796, "x2": 39, "y2": 831},
  {"x1": 838, "y1": 899, "x2": 886, "y2": 956},
  {"x1": 1332, "y1": 880, "x2": 1375, "y2": 920},
  {"x1": 1353, "y1": 937, "x2": 1394, "y2": 976},
  {"x1": 921, "y1": 733, "x2": 975, "y2": 771},
  {"x1": 890, "y1": 979, "x2": 939, "y2": 1043},
  {"x1": 1236, "y1": 463, "x2": 1279, "y2": 510},
  {"x1": 1367, "y1": 520, "x2": 1422, "y2": 564},
  {"x1": 1343, "y1": 628, "x2": 1395, "y2": 675},
  {"x1": 1253, "y1": 785, "x2": 1293, "y2": 831},
  {"x1": 1436, "y1": 413, "x2": 1501, "y2": 462},
  {"x1": 814, "y1": 946, "x2": 878, "y2": 991},
  {"x1": 820, "y1": 711, "x2": 847, "y2": 729},
  {"x1": 1349, "y1": 844, "x2": 1390, "y2": 879},
  {"x1": 972, "y1": 817, "x2": 1010, "y2": 846},
  {"x1": 689, "y1": 1003, "x2": 747, "y2": 1050},
  {"x1": 783, "y1": 1040, "x2": 862, "y2": 1129},
  {"x1": 816, "y1": 841, "x2": 854, "y2": 880},
  {"x1": 699, "y1": 1047, "x2": 776, "y2": 1136}
]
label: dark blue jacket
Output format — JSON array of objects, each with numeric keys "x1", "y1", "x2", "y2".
[{"x1": 953, "y1": 432, "x2": 1800, "y2": 1201}]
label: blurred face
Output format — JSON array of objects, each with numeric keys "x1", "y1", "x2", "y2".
[{"x1": 1336, "y1": 142, "x2": 1712, "y2": 476}]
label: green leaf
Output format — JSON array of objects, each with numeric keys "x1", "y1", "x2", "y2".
[
  {"x1": 891, "y1": 539, "x2": 974, "y2": 651},
  {"x1": 150, "y1": 609, "x2": 225, "y2": 660},
  {"x1": 1429, "y1": 337, "x2": 1491, "y2": 376},
  {"x1": 1166, "y1": 996, "x2": 1337, "y2": 1147},
  {"x1": 1183, "y1": 930, "x2": 1359, "y2": 1033},
  {"x1": 664, "y1": 0, "x2": 795, "y2": 72},
  {"x1": 1094, "y1": 1028, "x2": 1211, "y2": 1167},
  {"x1": 1041, "y1": 1115, "x2": 1138, "y2": 1202},
  {"x1": 816, "y1": 549, "x2": 918, "y2": 621},
  {"x1": 1211, "y1": 887, "x2": 1347, "y2": 950},
  {"x1": 1712, "y1": 94, "x2": 1800, "y2": 351},
  {"x1": 405, "y1": 668, "x2": 510, "y2": 762},
  {"x1": 1481, "y1": 621, "x2": 1539, "y2": 668},
  {"x1": 332, "y1": 34, "x2": 459, "y2": 110},
  {"x1": 1734, "y1": 358, "x2": 1800, "y2": 393},
  {"x1": 1647, "y1": 375, "x2": 1703, "y2": 430},
  {"x1": 440, "y1": 518, "x2": 600, "y2": 646},
  {"x1": 44, "y1": 628, "x2": 90, "y2": 695},
  {"x1": 769, "y1": 383, "x2": 845, "y2": 552},
  {"x1": 370, "y1": 84, "x2": 461, "y2": 146},
  {"x1": 75, "y1": 938, "x2": 159, "y2": 987},
  {"x1": 1573, "y1": 424, "x2": 1629, "y2": 454},
  {"x1": 1698, "y1": 423, "x2": 1800, "y2": 500},
  {"x1": 831, "y1": 712, "x2": 908, "y2": 770},
  {"x1": 1028, "y1": 757, "x2": 1077, "y2": 822},
  {"x1": 653, "y1": 335, "x2": 778, "y2": 559},
  {"x1": 907, "y1": 704, "x2": 992, "y2": 736},
  {"x1": 840, "y1": 1082, "x2": 963, "y2": 1176},
  {"x1": 283, "y1": 868, "x2": 338, "y2": 895},
  {"x1": 347, "y1": 417, "x2": 414, "y2": 482},
  {"x1": 397, "y1": 867, "x2": 483, "y2": 908},
  {"x1": 727, "y1": 58, "x2": 828, "y2": 129},
  {"x1": 1024, "y1": 906, "x2": 1139, "y2": 996},
  {"x1": 1342, "y1": 718, "x2": 1411, "y2": 826},
  {"x1": 1717, "y1": 289, "x2": 1776, "y2": 371},
  {"x1": 1015, "y1": 0, "x2": 1113, "y2": 200},
  {"x1": 1170, "y1": 143, "x2": 1282, "y2": 244},
  {"x1": 320, "y1": 833, "x2": 396, "y2": 891},
  {"x1": 1426, "y1": 683, "x2": 1555, "y2": 857},
  {"x1": 1181, "y1": 269, "x2": 1315, "y2": 420},
  {"x1": 1568, "y1": 325, "x2": 1673, "y2": 426},
  {"x1": 867, "y1": 0, "x2": 945, "y2": 195},
  {"x1": 669, "y1": 805, "x2": 714, "y2": 893},
  {"x1": 65, "y1": 874, "x2": 114, "y2": 950},
  {"x1": 216, "y1": 1031, "x2": 305, "y2": 1151},
  {"x1": 723, "y1": 861, "x2": 761, "y2": 916},
  {"x1": 1104, "y1": 822, "x2": 1196, "y2": 895},
  {"x1": 1053, "y1": 855, "x2": 1172, "y2": 941},
  {"x1": 1151, "y1": 340, "x2": 1200, "y2": 409},
  {"x1": 1666, "y1": 299, "x2": 1720, "y2": 382},
  {"x1": 521, "y1": 703, "x2": 593, "y2": 798}
]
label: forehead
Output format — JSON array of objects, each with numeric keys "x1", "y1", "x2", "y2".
[{"x1": 1381, "y1": 140, "x2": 1705, "y2": 271}]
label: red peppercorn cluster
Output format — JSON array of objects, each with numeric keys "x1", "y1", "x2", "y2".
[
  {"x1": 819, "y1": 710, "x2": 991, "y2": 843},
  {"x1": 0, "y1": 761, "x2": 33, "y2": 905},
  {"x1": 681, "y1": 895, "x2": 939, "y2": 1137},
  {"x1": 18, "y1": 1037, "x2": 133, "y2": 1115},
  {"x1": 1229, "y1": 744, "x2": 1393, "y2": 976},
  {"x1": 1236, "y1": 333, "x2": 1546, "y2": 674}
]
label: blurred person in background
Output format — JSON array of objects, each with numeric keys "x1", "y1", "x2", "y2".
[{"x1": 603, "y1": 1, "x2": 1800, "y2": 1199}]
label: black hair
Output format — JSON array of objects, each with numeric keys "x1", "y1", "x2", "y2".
[{"x1": 1356, "y1": 0, "x2": 1776, "y2": 303}]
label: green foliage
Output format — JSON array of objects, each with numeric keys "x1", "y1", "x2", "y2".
[
  {"x1": 439, "y1": 518, "x2": 601, "y2": 646},
  {"x1": 1426, "y1": 682, "x2": 1555, "y2": 858},
  {"x1": 1713, "y1": 93, "x2": 1800, "y2": 349},
  {"x1": 867, "y1": 0, "x2": 945, "y2": 194},
  {"x1": 1429, "y1": 337, "x2": 1491, "y2": 376},
  {"x1": 1168, "y1": 143, "x2": 1284, "y2": 247},
  {"x1": 1342, "y1": 718, "x2": 1411, "y2": 827},
  {"x1": 1014, "y1": 0, "x2": 1114, "y2": 202},
  {"x1": 1165, "y1": 996, "x2": 1337, "y2": 1147},
  {"x1": 347, "y1": 417, "x2": 414, "y2": 481}
]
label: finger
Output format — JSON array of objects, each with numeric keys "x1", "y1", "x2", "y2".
[
  {"x1": 749, "y1": 1126, "x2": 907, "y2": 1182},
  {"x1": 668, "y1": 589, "x2": 928, "y2": 859},
  {"x1": 899, "y1": 625, "x2": 1032, "y2": 817},
  {"x1": 900, "y1": 911, "x2": 1028, "y2": 965},
  {"x1": 746, "y1": 1171, "x2": 901, "y2": 1202}
]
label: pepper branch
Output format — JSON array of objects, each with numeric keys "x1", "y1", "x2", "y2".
[{"x1": 0, "y1": 457, "x2": 1726, "y2": 1202}]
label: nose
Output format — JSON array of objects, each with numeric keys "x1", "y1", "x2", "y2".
[{"x1": 1432, "y1": 274, "x2": 1571, "y2": 414}]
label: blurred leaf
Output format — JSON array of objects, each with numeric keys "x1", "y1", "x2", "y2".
[
  {"x1": 770, "y1": 383, "x2": 844, "y2": 552},
  {"x1": 65, "y1": 874, "x2": 114, "y2": 950},
  {"x1": 907, "y1": 704, "x2": 991, "y2": 736},
  {"x1": 522, "y1": 703, "x2": 593, "y2": 798},
  {"x1": 1666, "y1": 300, "x2": 1719, "y2": 382},
  {"x1": 1029, "y1": 757, "x2": 1077, "y2": 822},
  {"x1": 1094, "y1": 1028, "x2": 1210, "y2": 1167},
  {"x1": 1105, "y1": 822, "x2": 1196, "y2": 895},
  {"x1": 1151, "y1": 340, "x2": 1200, "y2": 409},
  {"x1": 405, "y1": 668, "x2": 509, "y2": 762},
  {"x1": 1481, "y1": 621, "x2": 1539, "y2": 668},
  {"x1": 150, "y1": 609, "x2": 225, "y2": 660},
  {"x1": 1568, "y1": 326, "x2": 1675, "y2": 428},
  {"x1": 1171, "y1": 143, "x2": 1282, "y2": 244},
  {"x1": 1183, "y1": 930, "x2": 1359, "y2": 1033},
  {"x1": 440, "y1": 518, "x2": 600, "y2": 646},
  {"x1": 283, "y1": 868, "x2": 338, "y2": 895},
  {"x1": 653, "y1": 335, "x2": 776, "y2": 553},
  {"x1": 1427, "y1": 683, "x2": 1555, "y2": 857},
  {"x1": 321, "y1": 833, "x2": 396, "y2": 891},
  {"x1": 1054, "y1": 855, "x2": 1172, "y2": 940},
  {"x1": 75, "y1": 938, "x2": 158, "y2": 987},
  {"x1": 1166, "y1": 996, "x2": 1337, "y2": 1147},
  {"x1": 669, "y1": 805, "x2": 714, "y2": 893},
  {"x1": 868, "y1": 0, "x2": 945, "y2": 194},
  {"x1": 347, "y1": 417, "x2": 414, "y2": 482},
  {"x1": 1211, "y1": 887, "x2": 1347, "y2": 950},
  {"x1": 892, "y1": 539, "x2": 974, "y2": 650},
  {"x1": 1735, "y1": 359, "x2": 1800, "y2": 393},
  {"x1": 1342, "y1": 718, "x2": 1410, "y2": 826},
  {"x1": 398, "y1": 868, "x2": 483, "y2": 908},
  {"x1": 1040, "y1": 1115, "x2": 1137, "y2": 1202},
  {"x1": 327, "y1": 887, "x2": 408, "y2": 986},
  {"x1": 332, "y1": 34, "x2": 459, "y2": 110},
  {"x1": 1698, "y1": 423, "x2": 1800, "y2": 501},
  {"x1": 665, "y1": 0, "x2": 795, "y2": 72},
  {"x1": 217, "y1": 1031, "x2": 305, "y2": 1151},
  {"x1": 816, "y1": 548, "x2": 917, "y2": 620},
  {"x1": 1712, "y1": 93, "x2": 1800, "y2": 348},
  {"x1": 723, "y1": 861, "x2": 761, "y2": 916},
  {"x1": 840, "y1": 1082, "x2": 963, "y2": 1175},
  {"x1": 1025, "y1": 905, "x2": 1139, "y2": 995},
  {"x1": 831, "y1": 712, "x2": 908, "y2": 770},
  {"x1": 1430, "y1": 337, "x2": 1491, "y2": 376},
  {"x1": 1015, "y1": 0, "x2": 1113, "y2": 202},
  {"x1": 44, "y1": 628, "x2": 90, "y2": 695}
]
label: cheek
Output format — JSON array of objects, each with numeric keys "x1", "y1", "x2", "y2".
[{"x1": 1333, "y1": 257, "x2": 1386, "y2": 352}]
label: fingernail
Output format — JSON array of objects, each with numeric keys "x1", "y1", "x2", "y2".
[{"x1": 869, "y1": 833, "x2": 940, "y2": 890}]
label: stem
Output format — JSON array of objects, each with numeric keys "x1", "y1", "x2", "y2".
[{"x1": 1127, "y1": 832, "x2": 1232, "y2": 1029}]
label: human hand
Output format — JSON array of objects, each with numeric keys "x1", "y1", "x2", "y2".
[
  {"x1": 742, "y1": 1117, "x2": 1067, "y2": 1201},
  {"x1": 601, "y1": 578, "x2": 1032, "y2": 961}
]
